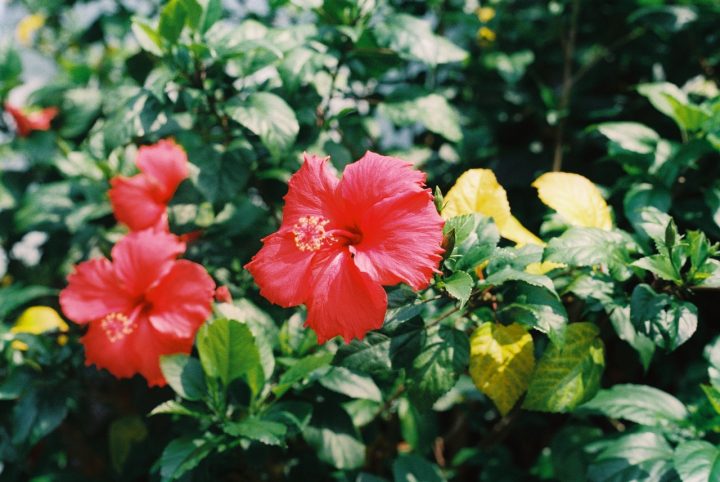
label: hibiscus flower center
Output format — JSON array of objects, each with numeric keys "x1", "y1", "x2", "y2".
[
  {"x1": 292, "y1": 216, "x2": 332, "y2": 251},
  {"x1": 292, "y1": 215, "x2": 362, "y2": 251},
  {"x1": 101, "y1": 312, "x2": 136, "y2": 343}
]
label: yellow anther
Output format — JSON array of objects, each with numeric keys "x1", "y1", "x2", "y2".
[{"x1": 101, "y1": 312, "x2": 135, "y2": 343}]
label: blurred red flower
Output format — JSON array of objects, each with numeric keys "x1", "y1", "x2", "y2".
[
  {"x1": 108, "y1": 139, "x2": 188, "y2": 231},
  {"x1": 214, "y1": 285, "x2": 232, "y2": 303},
  {"x1": 4, "y1": 103, "x2": 58, "y2": 137},
  {"x1": 59, "y1": 230, "x2": 215, "y2": 386},
  {"x1": 245, "y1": 152, "x2": 444, "y2": 343}
]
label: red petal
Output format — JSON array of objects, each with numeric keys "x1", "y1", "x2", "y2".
[
  {"x1": 339, "y1": 151, "x2": 427, "y2": 213},
  {"x1": 281, "y1": 153, "x2": 341, "y2": 229},
  {"x1": 81, "y1": 318, "x2": 140, "y2": 380},
  {"x1": 306, "y1": 248, "x2": 387, "y2": 343},
  {"x1": 26, "y1": 107, "x2": 58, "y2": 131},
  {"x1": 136, "y1": 139, "x2": 188, "y2": 202},
  {"x1": 108, "y1": 175, "x2": 167, "y2": 231},
  {"x1": 147, "y1": 260, "x2": 215, "y2": 338},
  {"x1": 60, "y1": 258, "x2": 135, "y2": 324},
  {"x1": 131, "y1": 321, "x2": 194, "y2": 387},
  {"x1": 244, "y1": 231, "x2": 315, "y2": 308},
  {"x1": 111, "y1": 230, "x2": 185, "y2": 298},
  {"x1": 353, "y1": 192, "x2": 444, "y2": 290}
]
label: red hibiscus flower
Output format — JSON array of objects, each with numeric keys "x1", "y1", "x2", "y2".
[
  {"x1": 245, "y1": 152, "x2": 444, "y2": 343},
  {"x1": 59, "y1": 230, "x2": 215, "y2": 386},
  {"x1": 108, "y1": 139, "x2": 188, "y2": 232},
  {"x1": 4, "y1": 103, "x2": 58, "y2": 137}
]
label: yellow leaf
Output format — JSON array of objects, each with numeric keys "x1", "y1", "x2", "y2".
[
  {"x1": 16, "y1": 14, "x2": 45, "y2": 46},
  {"x1": 469, "y1": 322, "x2": 535, "y2": 415},
  {"x1": 11, "y1": 306, "x2": 69, "y2": 351},
  {"x1": 443, "y1": 169, "x2": 543, "y2": 245},
  {"x1": 477, "y1": 7, "x2": 496, "y2": 23},
  {"x1": 525, "y1": 261, "x2": 566, "y2": 275},
  {"x1": 12, "y1": 305, "x2": 68, "y2": 334},
  {"x1": 532, "y1": 172, "x2": 612, "y2": 230},
  {"x1": 477, "y1": 27, "x2": 496, "y2": 42},
  {"x1": 503, "y1": 215, "x2": 544, "y2": 246}
]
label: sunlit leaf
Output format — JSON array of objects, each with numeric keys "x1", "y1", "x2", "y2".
[
  {"x1": 443, "y1": 169, "x2": 542, "y2": 245},
  {"x1": 533, "y1": 172, "x2": 612, "y2": 230},
  {"x1": 469, "y1": 322, "x2": 535, "y2": 415}
]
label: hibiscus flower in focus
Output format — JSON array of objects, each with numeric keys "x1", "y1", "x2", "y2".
[
  {"x1": 59, "y1": 230, "x2": 215, "y2": 386},
  {"x1": 245, "y1": 152, "x2": 444, "y2": 343},
  {"x1": 4, "y1": 103, "x2": 58, "y2": 137},
  {"x1": 108, "y1": 139, "x2": 188, "y2": 231}
]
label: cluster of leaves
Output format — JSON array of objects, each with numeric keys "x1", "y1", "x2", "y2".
[{"x1": 1, "y1": 0, "x2": 720, "y2": 481}]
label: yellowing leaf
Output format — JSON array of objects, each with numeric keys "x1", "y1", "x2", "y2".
[
  {"x1": 16, "y1": 14, "x2": 45, "y2": 46},
  {"x1": 443, "y1": 169, "x2": 543, "y2": 245},
  {"x1": 12, "y1": 306, "x2": 69, "y2": 335},
  {"x1": 11, "y1": 306, "x2": 69, "y2": 350},
  {"x1": 477, "y1": 7, "x2": 496, "y2": 23},
  {"x1": 523, "y1": 322, "x2": 605, "y2": 413},
  {"x1": 503, "y1": 215, "x2": 544, "y2": 246},
  {"x1": 525, "y1": 261, "x2": 566, "y2": 275},
  {"x1": 469, "y1": 322, "x2": 535, "y2": 415},
  {"x1": 532, "y1": 172, "x2": 612, "y2": 230}
]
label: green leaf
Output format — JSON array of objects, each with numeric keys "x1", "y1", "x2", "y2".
[
  {"x1": 587, "y1": 430, "x2": 674, "y2": 482},
  {"x1": 638, "y1": 82, "x2": 688, "y2": 120},
  {"x1": 159, "y1": 0, "x2": 187, "y2": 44},
  {"x1": 523, "y1": 323, "x2": 605, "y2": 413},
  {"x1": 497, "y1": 282, "x2": 568, "y2": 345},
  {"x1": 594, "y1": 122, "x2": 659, "y2": 154},
  {"x1": 633, "y1": 254, "x2": 682, "y2": 283},
  {"x1": 197, "y1": 0, "x2": 223, "y2": 33},
  {"x1": 705, "y1": 336, "x2": 720, "y2": 388},
  {"x1": 405, "y1": 325, "x2": 469, "y2": 407},
  {"x1": 550, "y1": 425, "x2": 604, "y2": 482},
  {"x1": 160, "y1": 354, "x2": 206, "y2": 401},
  {"x1": 304, "y1": 404, "x2": 365, "y2": 470},
  {"x1": 373, "y1": 14, "x2": 467, "y2": 65},
  {"x1": 637, "y1": 208, "x2": 673, "y2": 245},
  {"x1": 318, "y1": 367, "x2": 382, "y2": 402},
  {"x1": 443, "y1": 271, "x2": 473, "y2": 307},
  {"x1": 179, "y1": 0, "x2": 202, "y2": 31},
  {"x1": 674, "y1": 441, "x2": 720, "y2": 482},
  {"x1": 224, "y1": 417, "x2": 287, "y2": 446},
  {"x1": 264, "y1": 401, "x2": 313, "y2": 431},
  {"x1": 608, "y1": 305, "x2": 656, "y2": 371},
  {"x1": 12, "y1": 388, "x2": 68, "y2": 445},
  {"x1": 226, "y1": 92, "x2": 299, "y2": 157},
  {"x1": 444, "y1": 214, "x2": 500, "y2": 271},
  {"x1": 273, "y1": 352, "x2": 333, "y2": 398},
  {"x1": 485, "y1": 266, "x2": 556, "y2": 293},
  {"x1": 131, "y1": 18, "x2": 163, "y2": 56},
  {"x1": 109, "y1": 416, "x2": 148, "y2": 473},
  {"x1": 398, "y1": 397, "x2": 437, "y2": 452},
  {"x1": 544, "y1": 227, "x2": 636, "y2": 281},
  {"x1": 150, "y1": 400, "x2": 205, "y2": 418},
  {"x1": 624, "y1": 184, "x2": 672, "y2": 236},
  {"x1": 0, "y1": 285, "x2": 56, "y2": 320},
  {"x1": 159, "y1": 437, "x2": 217, "y2": 481},
  {"x1": 579, "y1": 384, "x2": 688, "y2": 427},
  {"x1": 392, "y1": 454, "x2": 446, "y2": 482},
  {"x1": 197, "y1": 318, "x2": 264, "y2": 396},
  {"x1": 215, "y1": 299, "x2": 278, "y2": 381},
  {"x1": 630, "y1": 284, "x2": 698, "y2": 352},
  {"x1": 701, "y1": 385, "x2": 720, "y2": 415},
  {"x1": 379, "y1": 93, "x2": 462, "y2": 142}
]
